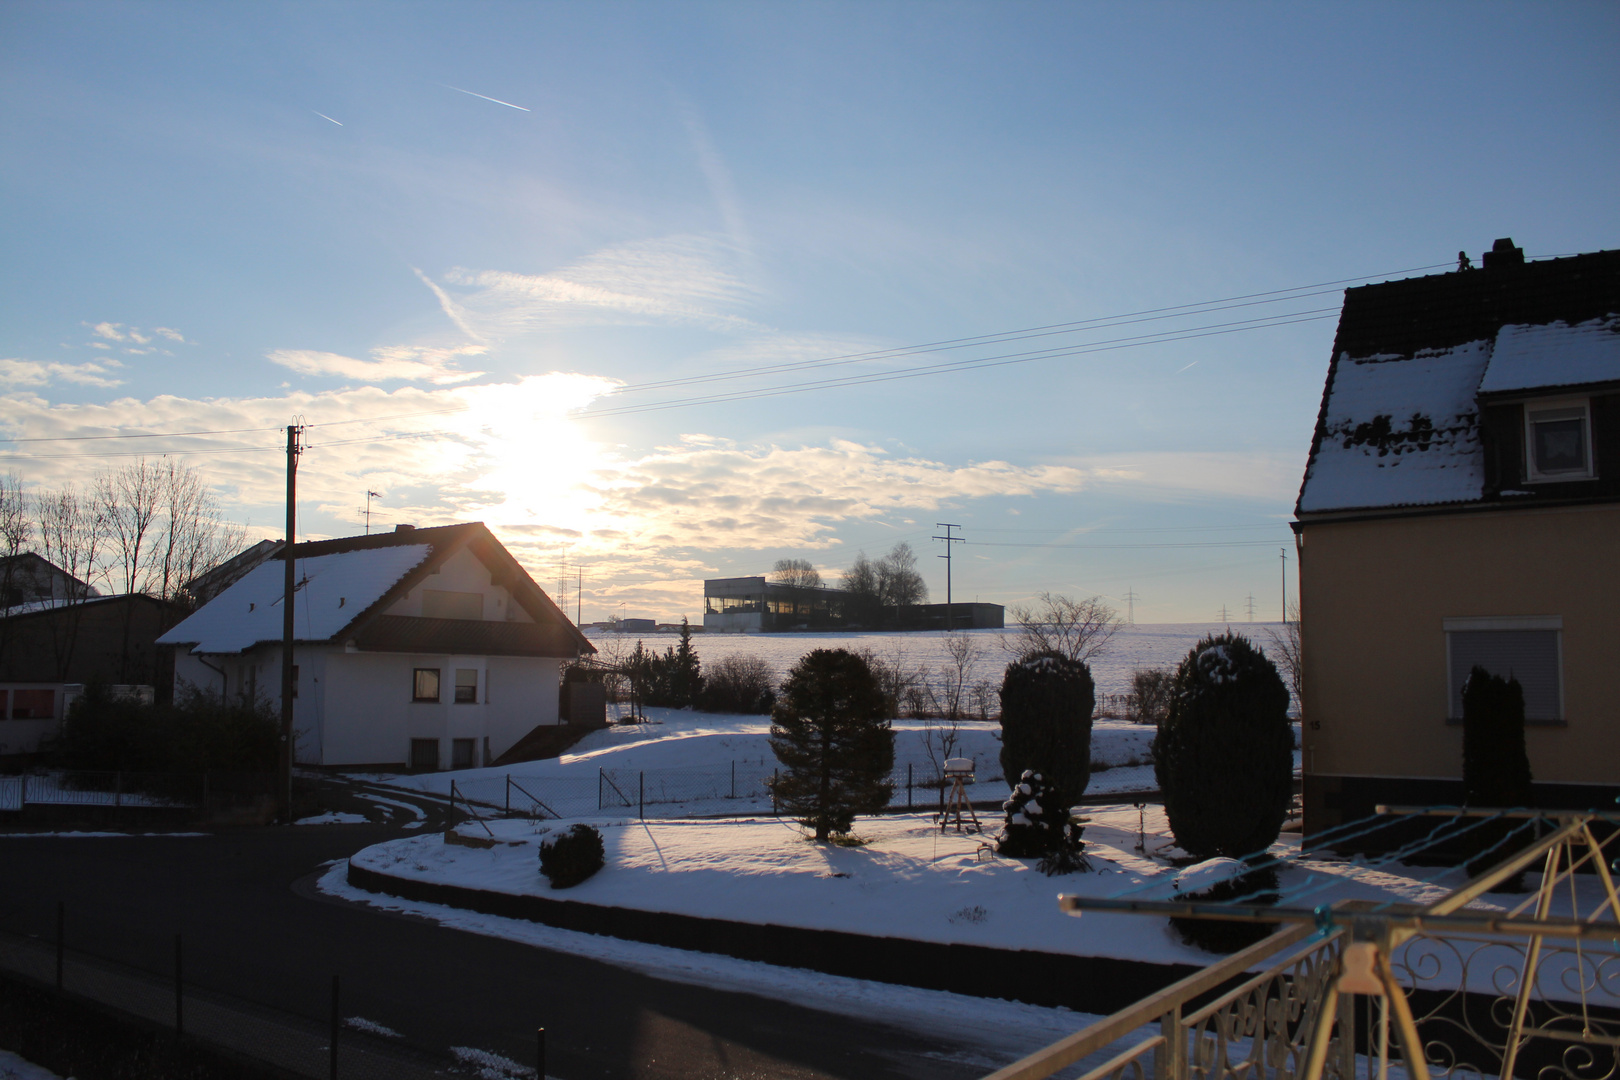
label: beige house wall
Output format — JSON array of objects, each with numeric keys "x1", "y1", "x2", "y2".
[{"x1": 1299, "y1": 501, "x2": 1618, "y2": 787}]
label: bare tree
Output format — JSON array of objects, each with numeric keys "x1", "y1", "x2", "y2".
[
  {"x1": 1004, "y1": 592, "x2": 1121, "y2": 664},
  {"x1": 95, "y1": 459, "x2": 164, "y2": 595},
  {"x1": 34, "y1": 484, "x2": 108, "y2": 680},
  {"x1": 1264, "y1": 602, "x2": 1303, "y2": 718},
  {"x1": 771, "y1": 558, "x2": 822, "y2": 590},
  {"x1": 877, "y1": 542, "x2": 928, "y2": 611},
  {"x1": 0, "y1": 472, "x2": 30, "y2": 607},
  {"x1": 150, "y1": 459, "x2": 245, "y2": 608}
]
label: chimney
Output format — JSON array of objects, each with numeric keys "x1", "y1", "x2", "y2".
[
  {"x1": 395, "y1": 523, "x2": 416, "y2": 533},
  {"x1": 1482, "y1": 237, "x2": 1524, "y2": 269}
]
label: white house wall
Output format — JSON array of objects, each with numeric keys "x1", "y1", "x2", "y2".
[{"x1": 383, "y1": 546, "x2": 534, "y2": 623}]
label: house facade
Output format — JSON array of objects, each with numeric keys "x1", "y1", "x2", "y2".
[
  {"x1": 158, "y1": 523, "x2": 594, "y2": 770},
  {"x1": 1293, "y1": 240, "x2": 1619, "y2": 837}
]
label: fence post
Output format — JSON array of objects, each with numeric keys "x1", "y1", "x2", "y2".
[
  {"x1": 175, "y1": 933, "x2": 183, "y2": 1035},
  {"x1": 505, "y1": 774, "x2": 511, "y2": 815},
  {"x1": 55, "y1": 900, "x2": 63, "y2": 991},
  {"x1": 450, "y1": 779, "x2": 458, "y2": 828},
  {"x1": 638, "y1": 772, "x2": 644, "y2": 820},
  {"x1": 772, "y1": 768, "x2": 778, "y2": 816},
  {"x1": 1156, "y1": 1005, "x2": 1185, "y2": 1080},
  {"x1": 330, "y1": 974, "x2": 340, "y2": 1080},
  {"x1": 730, "y1": 761, "x2": 735, "y2": 800},
  {"x1": 537, "y1": 1027, "x2": 546, "y2": 1079},
  {"x1": 907, "y1": 763, "x2": 912, "y2": 810},
  {"x1": 598, "y1": 768, "x2": 603, "y2": 811}
]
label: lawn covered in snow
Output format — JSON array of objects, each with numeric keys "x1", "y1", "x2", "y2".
[{"x1": 346, "y1": 802, "x2": 1588, "y2": 989}]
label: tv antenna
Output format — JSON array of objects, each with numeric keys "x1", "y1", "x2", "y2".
[{"x1": 364, "y1": 490, "x2": 382, "y2": 534}]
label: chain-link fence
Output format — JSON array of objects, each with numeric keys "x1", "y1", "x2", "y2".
[
  {"x1": 0, "y1": 901, "x2": 543, "y2": 1080},
  {"x1": 0, "y1": 770, "x2": 276, "y2": 818}
]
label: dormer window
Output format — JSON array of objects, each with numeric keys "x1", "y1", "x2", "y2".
[{"x1": 1524, "y1": 398, "x2": 1592, "y2": 482}]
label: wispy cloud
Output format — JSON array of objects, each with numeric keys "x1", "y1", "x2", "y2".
[
  {"x1": 82, "y1": 321, "x2": 192, "y2": 352},
  {"x1": 429, "y1": 235, "x2": 763, "y2": 341},
  {"x1": 443, "y1": 85, "x2": 530, "y2": 112},
  {"x1": 0, "y1": 358, "x2": 124, "y2": 388},
  {"x1": 87, "y1": 322, "x2": 126, "y2": 342},
  {"x1": 266, "y1": 344, "x2": 487, "y2": 385}
]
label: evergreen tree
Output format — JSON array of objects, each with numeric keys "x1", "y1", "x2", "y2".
[
  {"x1": 1153, "y1": 633, "x2": 1292, "y2": 861},
  {"x1": 998, "y1": 652, "x2": 1096, "y2": 826},
  {"x1": 669, "y1": 617, "x2": 703, "y2": 707},
  {"x1": 768, "y1": 648, "x2": 894, "y2": 841}
]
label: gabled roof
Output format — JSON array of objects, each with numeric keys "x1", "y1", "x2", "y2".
[
  {"x1": 157, "y1": 522, "x2": 593, "y2": 658},
  {"x1": 1296, "y1": 245, "x2": 1620, "y2": 517}
]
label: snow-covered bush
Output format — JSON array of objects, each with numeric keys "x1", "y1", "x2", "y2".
[
  {"x1": 1168, "y1": 857, "x2": 1280, "y2": 954},
  {"x1": 998, "y1": 651, "x2": 1095, "y2": 821},
  {"x1": 539, "y1": 823, "x2": 605, "y2": 889},
  {"x1": 997, "y1": 769, "x2": 1086, "y2": 873},
  {"x1": 1152, "y1": 633, "x2": 1292, "y2": 861}
]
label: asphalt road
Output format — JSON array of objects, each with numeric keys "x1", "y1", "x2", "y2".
[{"x1": 0, "y1": 790, "x2": 1001, "y2": 1080}]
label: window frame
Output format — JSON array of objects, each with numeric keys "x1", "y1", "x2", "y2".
[
  {"x1": 1522, "y1": 396, "x2": 1594, "y2": 483},
  {"x1": 412, "y1": 667, "x2": 442, "y2": 703},
  {"x1": 453, "y1": 668, "x2": 479, "y2": 705},
  {"x1": 409, "y1": 738, "x2": 440, "y2": 771},
  {"x1": 451, "y1": 737, "x2": 477, "y2": 769},
  {"x1": 1442, "y1": 615, "x2": 1564, "y2": 725}
]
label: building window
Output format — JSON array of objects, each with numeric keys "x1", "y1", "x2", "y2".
[
  {"x1": 454, "y1": 668, "x2": 478, "y2": 704},
  {"x1": 11, "y1": 689, "x2": 54, "y2": 719},
  {"x1": 410, "y1": 738, "x2": 440, "y2": 770},
  {"x1": 1444, "y1": 617, "x2": 1562, "y2": 723},
  {"x1": 412, "y1": 668, "x2": 441, "y2": 702},
  {"x1": 451, "y1": 738, "x2": 477, "y2": 769},
  {"x1": 1524, "y1": 399, "x2": 1593, "y2": 482}
]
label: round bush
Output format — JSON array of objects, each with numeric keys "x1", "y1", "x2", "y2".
[
  {"x1": 997, "y1": 651, "x2": 1096, "y2": 823},
  {"x1": 539, "y1": 824, "x2": 605, "y2": 889},
  {"x1": 1152, "y1": 633, "x2": 1292, "y2": 861}
]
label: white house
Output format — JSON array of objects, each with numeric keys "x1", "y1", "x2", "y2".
[{"x1": 157, "y1": 522, "x2": 594, "y2": 770}]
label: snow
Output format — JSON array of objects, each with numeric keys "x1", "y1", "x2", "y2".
[
  {"x1": 296, "y1": 811, "x2": 369, "y2": 825},
  {"x1": 0, "y1": 1049, "x2": 64, "y2": 1080},
  {"x1": 450, "y1": 1045, "x2": 534, "y2": 1080},
  {"x1": 345, "y1": 804, "x2": 1590, "y2": 989},
  {"x1": 344, "y1": 1016, "x2": 403, "y2": 1038},
  {"x1": 1171, "y1": 857, "x2": 1249, "y2": 895},
  {"x1": 317, "y1": 862, "x2": 1113, "y2": 1069},
  {"x1": 1299, "y1": 339, "x2": 1492, "y2": 512},
  {"x1": 1480, "y1": 317, "x2": 1620, "y2": 394},
  {"x1": 157, "y1": 544, "x2": 430, "y2": 653}
]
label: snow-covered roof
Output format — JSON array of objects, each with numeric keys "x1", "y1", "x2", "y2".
[
  {"x1": 158, "y1": 544, "x2": 430, "y2": 653},
  {"x1": 1297, "y1": 339, "x2": 1491, "y2": 513},
  {"x1": 1478, "y1": 317, "x2": 1620, "y2": 395}
]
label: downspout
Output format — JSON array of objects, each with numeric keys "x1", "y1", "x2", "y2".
[{"x1": 194, "y1": 654, "x2": 229, "y2": 699}]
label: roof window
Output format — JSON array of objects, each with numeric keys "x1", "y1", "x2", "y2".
[{"x1": 1524, "y1": 398, "x2": 1593, "y2": 482}]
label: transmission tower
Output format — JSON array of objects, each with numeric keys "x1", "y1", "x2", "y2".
[
  {"x1": 1123, "y1": 588, "x2": 1138, "y2": 625},
  {"x1": 1245, "y1": 593, "x2": 1256, "y2": 622}
]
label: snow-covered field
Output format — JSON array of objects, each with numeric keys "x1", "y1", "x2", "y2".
[{"x1": 586, "y1": 622, "x2": 1282, "y2": 702}]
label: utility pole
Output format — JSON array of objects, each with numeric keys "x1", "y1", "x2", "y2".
[
  {"x1": 576, "y1": 565, "x2": 582, "y2": 626},
  {"x1": 932, "y1": 524, "x2": 964, "y2": 630},
  {"x1": 280, "y1": 422, "x2": 304, "y2": 825},
  {"x1": 364, "y1": 490, "x2": 381, "y2": 535},
  {"x1": 1280, "y1": 547, "x2": 1289, "y2": 624}
]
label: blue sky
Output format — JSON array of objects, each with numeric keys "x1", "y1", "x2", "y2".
[{"x1": 3, "y1": 1, "x2": 1617, "y2": 622}]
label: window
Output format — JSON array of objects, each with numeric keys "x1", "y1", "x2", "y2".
[
  {"x1": 454, "y1": 668, "x2": 478, "y2": 704},
  {"x1": 452, "y1": 738, "x2": 477, "y2": 769},
  {"x1": 1444, "y1": 617, "x2": 1562, "y2": 723},
  {"x1": 1524, "y1": 399, "x2": 1593, "y2": 482},
  {"x1": 409, "y1": 738, "x2": 440, "y2": 770},
  {"x1": 422, "y1": 589, "x2": 484, "y2": 620},
  {"x1": 412, "y1": 668, "x2": 441, "y2": 702},
  {"x1": 11, "y1": 689, "x2": 54, "y2": 719}
]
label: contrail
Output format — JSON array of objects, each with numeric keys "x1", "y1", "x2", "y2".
[
  {"x1": 1175, "y1": 360, "x2": 1199, "y2": 373},
  {"x1": 443, "y1": 84, "x2": 530, "y2": 112},
  {"x1": 313, "y1": 111, "x2": 343, "y2": 126}
]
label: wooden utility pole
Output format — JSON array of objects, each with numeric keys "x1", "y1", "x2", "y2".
[
  {"x1": 1280, "y1": 547, "x2": 1289, "y2": 624},
  {"x1": 280, "y1": 423, "x2": 304, "y2": 824},
  {"x1": 932, "y1": 524, "x2": 964, "y2": 630}
]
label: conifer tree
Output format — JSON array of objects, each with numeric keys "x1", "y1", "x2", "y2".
[
  {"x1": 1153, "y1": 633, "x2": 1292, "y2": 861},
  {"x1": 998, "y1": 652, "x2": 1095, "y2": 824},
  {"x1": 769, "y1": 648, "x2": 894, "y2": 841}
]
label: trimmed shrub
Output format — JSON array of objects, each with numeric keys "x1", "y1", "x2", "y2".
[
  {"x1": 46, "y1": 682, "x2": 279, "y2": 774},
  {"x1": 998, "y1": 652, "x2": 1096, "y2": 824},
  {"x1": 1168, "y1": 861, "x2": 1281, "y2": 954},
  {"x1": 998, "y1": 768, "x2": 1087, "y2": 874},
  {"x1": 1153, "y1": 633, "x2": 1292, "y2": 861},
  {"x1": 539, "y1": 824, "x2": 605, "y2": 889},
  {"x1": 697, "y1": 654, "x2": 777, "y2": 714},
  {"x1": 769, "y1": 648, "x2": 894, "y2": 841}
]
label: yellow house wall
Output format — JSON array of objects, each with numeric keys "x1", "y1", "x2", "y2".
[{"x1": 1299, "y1": 502, "x2": 1618, "y2": 786}]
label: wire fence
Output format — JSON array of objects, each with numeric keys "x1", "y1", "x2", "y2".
[
  {"x1": 0, "y1": 770, "x2": 276, "y2": 817},
  {"x1": 440, "y1": 757, "x2": 1168, "y2": 825},
  {"x1": 0, "y1": 900, "x2": 544, "y2": 1080}
]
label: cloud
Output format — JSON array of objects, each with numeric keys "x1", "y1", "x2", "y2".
[
  {"x1": 1066, "y1": 450, "x2": 1304, "y2": 503},
  {"x1": 87, "y1": 322, "x2": 126, "y2": 342},
  {"x1": 83, "y1": 322, "x2": 193, "y2": 348},
  {"x1": 429, "y1": 235, "x2": 763, "y2": 341},
  {"x1": 266, "y1": 345, "x2": 487, "y2": 385},
  {"x1": 0, "y1": 358, "x2": 124, "y2": 388},
  {"x1": 153, "y1": 327, "x2": 190, "y2": 343}
]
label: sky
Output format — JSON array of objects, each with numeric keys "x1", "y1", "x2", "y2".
[{"x1": 2, "y1": 1, "x2": 1617, "y2": 623}]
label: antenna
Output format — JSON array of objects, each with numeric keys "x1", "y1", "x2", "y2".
[
  {"x1": 280, "y1": 419, "x2": 305, "y2": 825},
  {"x1": 932, "y1": 524, "x2": 964, "y2": 630},
  {"x1": 364, "y1": 490, "x2": 381, "y2": 535}
]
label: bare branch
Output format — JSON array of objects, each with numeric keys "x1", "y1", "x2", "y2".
[{"x1": 1004, "y1": 591, "x2": 1121, "y2": 664}]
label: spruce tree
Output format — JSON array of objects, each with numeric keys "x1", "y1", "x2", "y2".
[
  {"x1": 1153, "y1": 633, "x2": 1292, "y2": 861},
  {"x1": 669, "y1": 617, "x2": 703, "y2": 707},
  {"x1": 998, "y1": 652, "x2": 1096, "y2": 827},
  {"x1": 768, "y1": 648, "x2": 894, "y2": 841}
]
